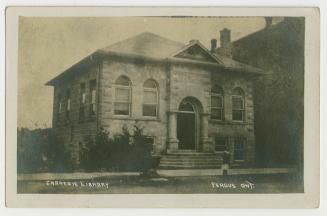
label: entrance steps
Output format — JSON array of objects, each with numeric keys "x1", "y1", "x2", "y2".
[{"x1": 159, "y1": 151, "x2": 223, "y2": 169}]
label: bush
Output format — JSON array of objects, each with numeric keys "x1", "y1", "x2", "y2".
[
  {"x1": 79, "y1": 128, "x2": 111, "y2": 170},
  {"x1": 45, "y1": 136, "x2": 73, "y2": 172},
  {"x1": 18, "y1": 125, "x2": 161, "y2": 174},
  {"x1": 79, "y1": 125, "x2": 160, "y2": 173},
  {"x1": 17, "y1": 128, "x2": 47, "y2": 173},
  {"x1": 17, "y1": 128, "x2": 73, "y2": 173}
]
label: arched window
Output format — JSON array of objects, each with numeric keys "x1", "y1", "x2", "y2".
[
  {"x1": 232, "y1": 87, "x2": 245, "y2": 121},
  {"x1": 211, "y1": 85, "x2": 224, "y2": 120},
  {"x1": 114, "y1": 76, "x2": 131, "y2": 115},
  {"x1": 143, "y1": 79, "x2": 158, "y2": 117}
]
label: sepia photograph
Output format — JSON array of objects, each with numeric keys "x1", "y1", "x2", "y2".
[{"x1": 5, "y1": 6, "x2": 320, "y2": 208}]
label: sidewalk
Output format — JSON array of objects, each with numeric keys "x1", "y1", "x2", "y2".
[
  {"x1": 159, "y1": 167, "x2": 295, "y2": 177},
  {"x1": 17, "y1": 171, "x2": 139, "y2": 181},
  {"x1": 18, "y1": 167, "x2": 296, "y2": 181}
]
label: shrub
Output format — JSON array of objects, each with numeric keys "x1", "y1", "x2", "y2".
[
  {"x1": 79, "y1": 126, "x2": 131, "y2": 171},
  {"x1": 79, "y1": 125, "x2": 160, "y2": 173},
  {"x1": 17, "y1": 128, "x2": 47, "y2": 173},
  {"x1": 17, "y1": 128, "x2": 72, "y2": 173},
  {"x1": 45, "y1": 135, "x2": 72, "y2": 172}
]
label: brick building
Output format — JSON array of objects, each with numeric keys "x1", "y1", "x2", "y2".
[
  {"x1": 229, "y1": 17, "x2": 304, "y2": 167},
  {"x1": 46, "y1": 29, "x2": 265, "y2": 168}
]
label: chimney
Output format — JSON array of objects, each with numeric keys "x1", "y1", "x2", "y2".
[
  {"x1": 265, "y1": 17, "x2": 273, "y2": 28},
  {"x1": 211, "y1": 39, "x2": 217, "y2": 52},
  {"x1": 219, "y1": 28, "x2": 232, "y2": 57},
  {"x1": 220, "y1": 28, "x2": 231, "y2": 47}
]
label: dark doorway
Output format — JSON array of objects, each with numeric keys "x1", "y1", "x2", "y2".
[{"x1": 177, "y1": 101, "x2": 196, "y2": 150}]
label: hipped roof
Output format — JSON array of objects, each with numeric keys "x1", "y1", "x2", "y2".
[{"x1": 46, "y1": 32, "x2": 264, "y2": 86}]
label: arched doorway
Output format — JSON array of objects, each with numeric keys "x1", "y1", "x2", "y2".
[{"x1": 177, "y1": 97, "x2": 202, "y2": 151}]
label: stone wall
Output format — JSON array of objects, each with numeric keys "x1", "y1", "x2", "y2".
[
  {"x1": 209, "y1": 72, "x2": 255, "y2": 164},
  {"x1": 50, "y1": 56, "x2": 256, "y2": 167},
  {"x1": 52, "y1": 63, "x2": 99, "y2": 166},
  {"x1": 169, "y1": 63, "x2": 255, "y2": 164},
  {"x1": 169, "y1": 64, "x2": 211, "y2": 113},
  {"x1": 98, "y1": 58, "x2": 168, "y2": 154}
]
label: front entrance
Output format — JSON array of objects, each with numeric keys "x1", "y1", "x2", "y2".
[{"x1": 177, "y1": 99, "x2": 199, "y2": 150}]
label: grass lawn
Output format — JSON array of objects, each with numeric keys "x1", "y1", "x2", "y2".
[{"x1": 17, "y1": 173, "x2": 303, "y2": 194}]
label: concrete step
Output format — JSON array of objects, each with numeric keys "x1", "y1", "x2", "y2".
[
  {"x1": 159, "y1": 164, "x2": 221, "y2": 169},
  {"x1": 160, "y1": 160, "x2": 221, "y2": 164},
  {"x1": 162, "y1": 155, "x2": 222, "y2": 159},
  {"x1": 161, "y1": 158, "x2": 222, "y2": 161},
  {"x1": 160, "y1": 159, "x2": 222, "y2": 163},
  {"x1": 167, "y1": 151, "x2": 221, "y2": 156},
  {"x1": 159, "y1": 163, "x2": 221, "y2": 168},
  {"x1": 160, "y1": 161, "x2": 222, "y2": 165},
  {"x1": 159, "y1": 152, "x2": 223, "y2": 169}
]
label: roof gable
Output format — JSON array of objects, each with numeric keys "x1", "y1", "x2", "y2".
[{"x1": 172, "y1": 41, "x2": 222, "y2": 64}]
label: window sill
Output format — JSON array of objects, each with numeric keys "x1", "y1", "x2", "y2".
[
  {"x1": 112, "y1": 115, "x2": 132, "y2": 119},
  {"x1": 111, "y1": 116, "x2": 161, "y2": 122},
  {"x1": 232, "y1": 120, "x2": 245, "y2": 123},
  {"x1": 141, "y1": 116, "x2": 160, "y2": 120},
  {"x1": 209, "y1": 120, "x2": 251, "y2": 125},
  {"x1": 214, "y1": 151, "x2": 224, "y2": 154},
  {"x1": 210, "y1": 118, "x2": 224, "y2": 122}
]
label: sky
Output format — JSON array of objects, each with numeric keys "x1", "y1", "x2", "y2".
[{"x1": 18, "y1": 16, "x2": 268, "y2": 128}]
